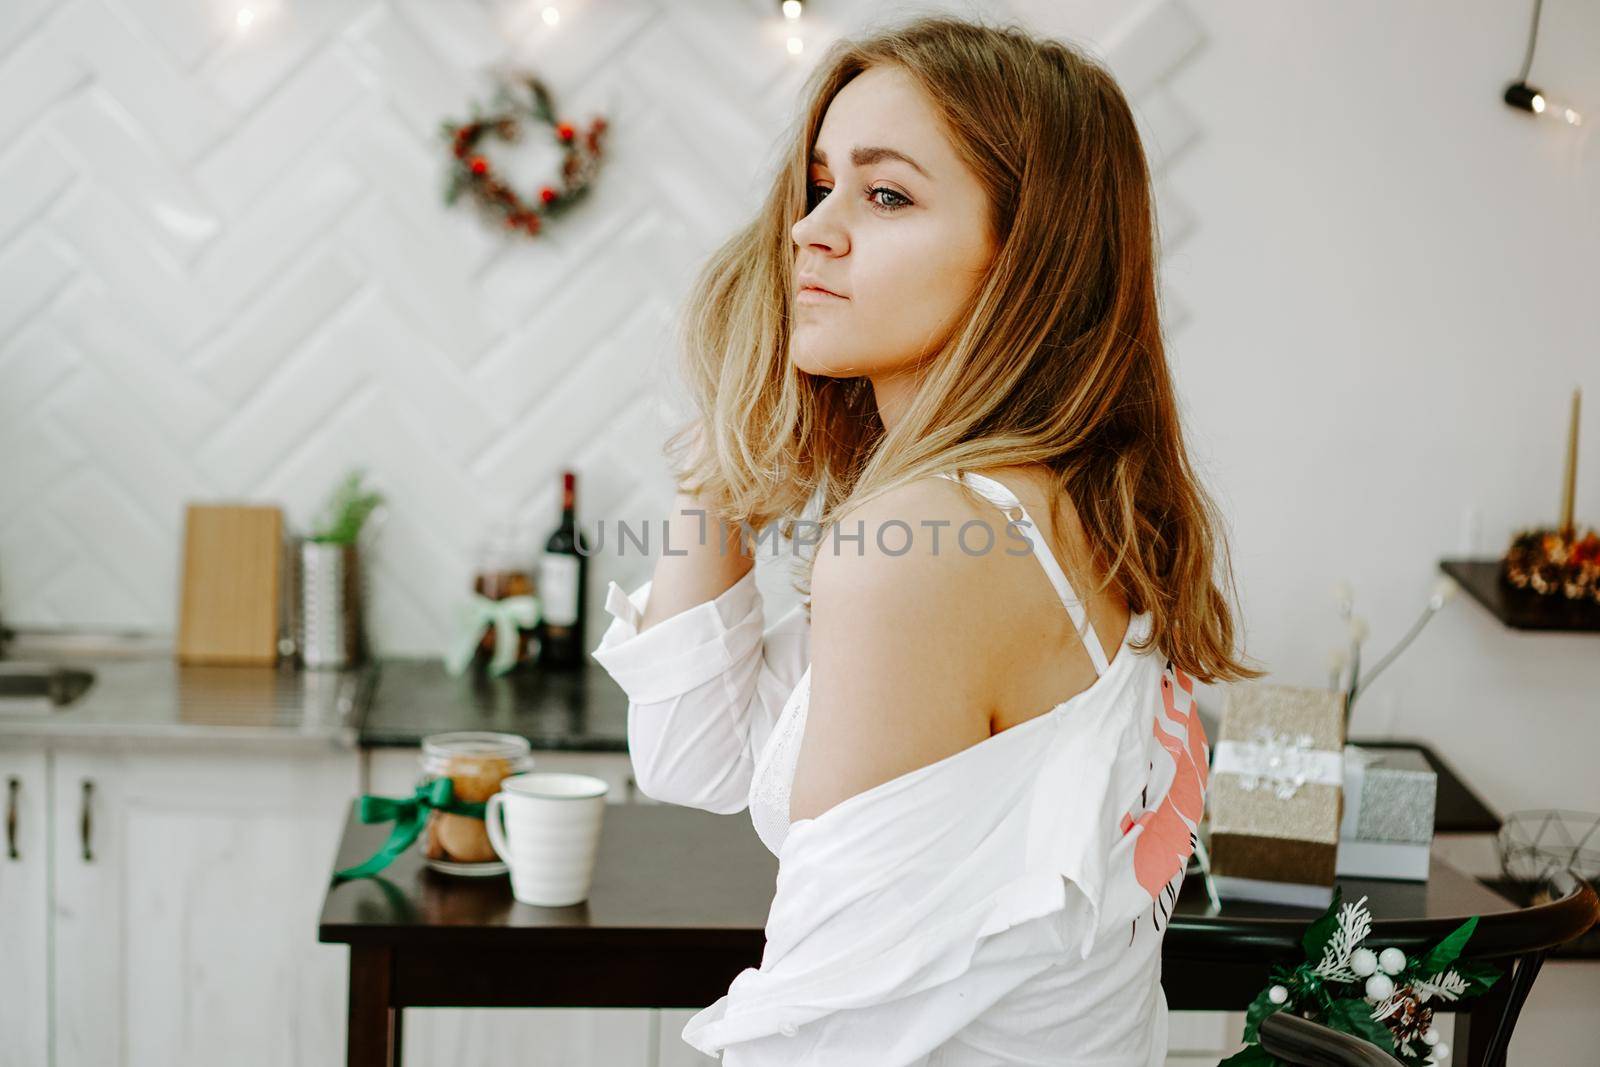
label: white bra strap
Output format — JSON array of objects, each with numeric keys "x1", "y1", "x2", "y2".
[{"x1": 937, "y1": 470, "x2": 1111, "y2": 674}]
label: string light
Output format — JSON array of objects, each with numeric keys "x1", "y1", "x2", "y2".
[
  {"x1": 780, "y1": 1, "x2": 804, "y2": 56},
  {"x1": 1502, "y1": 0, "x2": 1584, "y2": 127},
  {"x1": 230, "y1": 0, "x2": 282, "y2": 36}
]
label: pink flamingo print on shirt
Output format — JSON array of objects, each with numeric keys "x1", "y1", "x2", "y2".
[{"x1": 1118, "y1": 662, "x2": 1210, "y2": 903}]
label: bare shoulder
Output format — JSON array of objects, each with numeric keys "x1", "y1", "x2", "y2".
[
  {"x1": 811, "y1": 473, "x2": 1019, "y2": 619},
  {"x1": 790, "y1": 476, "x2": 1018, "y2": 825}
]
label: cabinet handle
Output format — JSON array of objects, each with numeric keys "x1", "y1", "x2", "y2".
[
  {"x1": 80, "y1": 779, "x2": 94, "y2": 863},
  {"x1": 5, "y1": 776, "x2": 18, "y2": 860}
]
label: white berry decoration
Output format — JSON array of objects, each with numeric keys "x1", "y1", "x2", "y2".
[
  {"x1": 1422, "y1": 1026, "x2": 1441, "y2": 1046},
  {"x1": 1377, "y1": 946, "x2": 1407, "y2": 975},
  {"x1": 1429, "y1": 1040, "x2": 1451, "y2": 1061},
  {"x1": 1267, "y1": 984, "x2": 1288, "y2": 1004},
  {"x1": 1350, "y1": 948, "x2": 1378, "y2": 977},
  {"x1": 1364, "y1": 973, "x2": 1395, "y2": 1001}
]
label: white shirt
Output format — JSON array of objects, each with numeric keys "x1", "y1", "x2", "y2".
[{"x1": 590, "y1": 471, "x2": 1211, "y2": 1066}]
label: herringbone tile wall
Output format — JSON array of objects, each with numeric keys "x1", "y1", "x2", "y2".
[{"x1": 0, "y1": 0, "x2": 1204, "y2": 658}]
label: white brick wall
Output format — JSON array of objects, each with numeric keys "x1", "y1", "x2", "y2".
[{"x1": 0, "y1": 0, "x2": 1203, "y2": 659}]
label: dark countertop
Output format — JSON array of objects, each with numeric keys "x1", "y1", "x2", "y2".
[{"x1": 357, "y1": 657, "x2": 629, "y2": 751}]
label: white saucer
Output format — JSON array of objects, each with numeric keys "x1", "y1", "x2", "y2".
[{"x1": 424, "y1": 856, "x2": 508, "y2": 877}]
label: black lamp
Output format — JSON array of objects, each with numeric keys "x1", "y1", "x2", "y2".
[
  {"x1": 1502, "y1": 0, "x2": 1583, "y2": 126},
  {"x1": 1502, "y1": 81, "x2": 1545, "y2": 115}
]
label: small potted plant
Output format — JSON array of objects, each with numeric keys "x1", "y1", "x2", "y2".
[{"x1": 298, "y1": 470, "x2": 385, "y2": 669}]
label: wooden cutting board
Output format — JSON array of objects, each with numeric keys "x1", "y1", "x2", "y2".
[{"x1": 177, "y1": 504, "x2": 283, "y2": 666}]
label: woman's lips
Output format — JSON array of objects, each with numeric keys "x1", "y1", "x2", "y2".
[{"x1": 797, "y1": 286, "x2": 847, "y2": 302}]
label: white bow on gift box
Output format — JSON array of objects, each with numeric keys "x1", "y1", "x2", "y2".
[
  {"x1": 1211, "y1": 725, "x2": 1346, "y2": 800},
  {"x1": 444, "y1": 593, "x2": 541, "y2": 677}
]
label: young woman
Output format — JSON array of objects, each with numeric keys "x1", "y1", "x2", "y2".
[{"x1": 592, "y1": 14, "x2": 1262, "y2": 1066}]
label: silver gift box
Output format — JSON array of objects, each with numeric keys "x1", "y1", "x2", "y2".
[{"x1": 1334, "y1": 745, "x2": 1437, "y2": 881}]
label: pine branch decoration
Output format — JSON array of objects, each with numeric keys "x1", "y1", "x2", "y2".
[
  {"x1": 1311, "y1": 894, "x2": 1373, "y2": 983},
  {"x1": 1222, "y1": 886, "x2": 1503, "y2": 1066}
]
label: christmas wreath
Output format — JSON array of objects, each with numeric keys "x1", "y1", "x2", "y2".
[
  {"x1": 440, "y1": 73, "x2": 608, "y2": 238},
  {"x1": 1221, "y1": 886, "x2": 1503, "y2": 1066}
]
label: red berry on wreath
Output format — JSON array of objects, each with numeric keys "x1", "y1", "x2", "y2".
[
  {"x1": 469, "y1": 156, "x2": 488, "y2": 176},
  {"x1": 539, "y1": 187, "x2": 558, "y2": 204},
  {"x1": 556, "y1": 122, "x2": 575, "y2": 142}
]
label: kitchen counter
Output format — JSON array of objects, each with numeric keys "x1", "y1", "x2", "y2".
[
  {"x1": 0, "y1": 633, "x2": 370, "y2": 750},
  {"x1": 358, "y1": 657, "x2": 629, "y2": 751},
  {"x1": 0, "y1": 629, "x2": 628, "y2": 752}
]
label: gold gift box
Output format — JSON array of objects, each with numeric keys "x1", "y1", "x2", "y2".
[{"x1": 1207, "y1": 683, "x2": 1346, "y2": 903}]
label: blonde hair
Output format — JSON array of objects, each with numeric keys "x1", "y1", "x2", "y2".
[{"x1": 665, "y1": 14, "x2": 1262, "y2": 685}]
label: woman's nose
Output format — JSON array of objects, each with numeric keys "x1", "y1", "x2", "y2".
[{"x1": 792, "y1": 192, "x2": 847, "y2": 254}]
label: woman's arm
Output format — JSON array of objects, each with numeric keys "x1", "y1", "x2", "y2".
[
  {"x1": 639, "y1": 487, "x2": 754, "y2": 630},
  {"x1": 591, "y1": 484, "x2": 808, "y2": 814}
]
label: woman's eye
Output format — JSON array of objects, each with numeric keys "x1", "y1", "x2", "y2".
[
  {"x1": 867, "y1": 185, "x2": 911, "y2": 211},
  {"x1": 805, "y1": 182, "x2": 911, "y2": 213}
]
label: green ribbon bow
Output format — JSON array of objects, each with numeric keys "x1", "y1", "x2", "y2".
[
  {"x1": 444, "y1": 593, "x2": 540, "y2": 677},
  {"x1": 331, "y1": 778, "x2": 490, "y2": 884}
]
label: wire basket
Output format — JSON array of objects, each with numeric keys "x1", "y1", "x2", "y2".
[{"x1": 1496, "y1": 808, "x2": 1600, "y2": 883}]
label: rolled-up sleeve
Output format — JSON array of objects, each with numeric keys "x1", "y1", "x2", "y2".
[{"x1": 591, "y1": 567, "x2": 807, "y2": 814}]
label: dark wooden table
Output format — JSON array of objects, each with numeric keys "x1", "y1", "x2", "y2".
[{"x1": 320, "y1": 799, "x2": 1537, "y2": 1067}]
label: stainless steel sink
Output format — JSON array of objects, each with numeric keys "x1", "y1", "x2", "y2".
[{"x1": 0, "y1": 663, "x2": 96, "y2": 712}]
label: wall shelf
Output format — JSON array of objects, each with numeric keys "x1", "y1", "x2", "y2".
[{"x1": 1439, "y1": 559, "x2": 1600, "y2": 632}]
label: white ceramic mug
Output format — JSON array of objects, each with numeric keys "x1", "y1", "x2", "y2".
[{"x1": 485, "y1": 772, "x2": 609, "y2": 906}]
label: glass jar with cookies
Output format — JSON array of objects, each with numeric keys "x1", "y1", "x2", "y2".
[{"x1": 417, "y1": 731, "x2": 534, "y2": 875}]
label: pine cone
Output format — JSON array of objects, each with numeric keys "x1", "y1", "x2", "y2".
[{"x1": 1385, "y1": 986, "x2": 1433, "y2": 1045}]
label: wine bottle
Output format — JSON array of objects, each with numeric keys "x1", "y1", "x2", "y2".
[{"x1": 537, "y1": 470, "x2": 589, "y2": 668}]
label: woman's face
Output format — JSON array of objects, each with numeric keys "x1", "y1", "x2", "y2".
[{"x1": 789, "y1": 66, "x2": 997, "y2": 407}]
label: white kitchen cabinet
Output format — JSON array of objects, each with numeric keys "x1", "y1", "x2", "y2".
[
  {"x1": 0, "y1": 745, "x2": 50, "y2": 1067},
  {"x1": 361, "y1": 746, "x2": 655, "y2": 1067},
  {"x1": 49, "y1": 745, "x2": 359, "y2": 1067}
]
